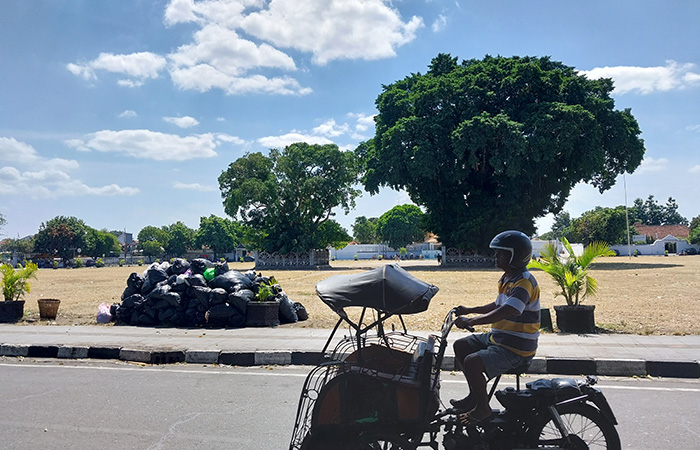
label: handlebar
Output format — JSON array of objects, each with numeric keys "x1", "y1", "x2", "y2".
[{"x1": 441, "y1": 308, "x2": 475, "y2": 340}]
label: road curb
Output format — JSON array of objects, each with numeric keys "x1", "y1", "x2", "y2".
[{"x1": 1, "y1": 345, "x2": 698, "y2": 378}]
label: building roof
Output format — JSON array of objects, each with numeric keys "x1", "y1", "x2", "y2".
[{"x1": 633, "y1": 222, "x2": 690, "y2": 239}]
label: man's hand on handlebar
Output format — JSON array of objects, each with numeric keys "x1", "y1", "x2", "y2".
[{"x1": 454, "y1": 316, "x2": 476, "y2": 332}]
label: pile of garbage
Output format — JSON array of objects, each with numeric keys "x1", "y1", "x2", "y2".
[{"x1": 110, "y1": 258, "x2": 307, "y2": 328}]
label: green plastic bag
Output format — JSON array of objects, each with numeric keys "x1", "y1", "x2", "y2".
[{"x1": 203, "y1": 267, "x2": 216, "y2": 281}]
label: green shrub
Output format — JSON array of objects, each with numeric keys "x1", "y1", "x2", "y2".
[
  {"x1": 95, "y1": 258, "x2": 105, "y2": 268},
  {"x1": 73, "y1": 258, "x2": 84, "y2": 268}
]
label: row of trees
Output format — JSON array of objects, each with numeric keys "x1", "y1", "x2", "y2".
[{"x1": 541, "y1": 195, "x2": 699, "y2": 245}]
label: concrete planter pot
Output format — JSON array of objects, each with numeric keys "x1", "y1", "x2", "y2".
[{"x1": 554, "y1": 305, "x2": 596, "y2": 333}]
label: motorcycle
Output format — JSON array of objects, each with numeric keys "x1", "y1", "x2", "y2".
[{"x1": 289, "y1": 264, "x2": 621, "y2": 449}]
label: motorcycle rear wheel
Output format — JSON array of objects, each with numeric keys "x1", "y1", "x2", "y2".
[{"x1": 529, "y1": 403, "x2": 621, "y2": 449}]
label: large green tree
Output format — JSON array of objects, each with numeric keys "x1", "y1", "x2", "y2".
[
  {"x1": 631, "y1": 195, "x2": 687, "y2": 225},
  {"x1": 137, "y1": 226, "x2": 167, "y2": 260},
  {"x1": 84, "y1": 228, "x2": 121, "y2": 258},
  {"x1": 162, "y1": 221, "x2": 195, "y2": 258},
  {"x1": 352, "y1": 216, "x2": 379, "y2": 244},
  {"x1": 359, "y1": 54, "x2": 645, "y2": 252},
  {"x1": 562, "y1": 206, "x2": 633, "y2": 246},
  {"x1": 33, "y1": 216, "x2": 89, "y2": 261},
  {"x1": 312, "y1": 220, "x2": 353, "y2": 249},
  {"x1": 375, "y1": 204, "x2": 426, "y2": 250},
  {"x1": 688, "y1": 215, "x2": 700, "y2": 245},
  {"x1": 195, "y1": 215, "x2": 244, "y2": 259},
  {"x1": 218, "y1": 142, "x2": 361, "y2": 252}
]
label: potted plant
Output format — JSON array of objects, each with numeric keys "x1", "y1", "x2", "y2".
[
  {"x1": 0, "y1": 262, "x2": 38, "y2": 323},
  {"x1": 527, "y1": 238, "x2": 614, "y2": 333},
  {"x1": 246, "y1": 280, "x2": 280, "y2": 327}
]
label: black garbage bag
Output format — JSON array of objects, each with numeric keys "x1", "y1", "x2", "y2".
[
  {"x1": 209, "y1": 270, "x2": 254, "y2": 292},
  {"x1": 141, "y1": 263, "x2": 169, "y2": 295},
  {"x1": 294, "y1": 302, "x2": 308, "y2": 321},
  {"x1": 159, "y1": 260, "x2": 171, "y2": 275},
  {"x1": 162, "y1": 291, "x2": 181, "y2": 308},
  {"x1": 121, "y1": 293, "x2": 144, "y2": 309},
  {"x1": 191, "y1": 286, "x2": 212, "y2": 308},
  {"x1": 147, "y1": 284, "x2": 171, "y2": 300},
  {"x1": 158, "y1": 307, "x2": 177, "y2": 324},
  {"x1": 121, "y1": 285, "x2": 140, "y2": 301},
  {"x1": 186, "y1": 274, "x2": 208, "y2": 288},
  {"x1": 228, "y1": 289, "x2": 253, "y2": 316},
  {"x1": 190, "y1": 258, "x2": 210, "y2": 275},
  {"x1": 127, "y1": 272, "x2": 145, "y2": 290},
  {"x1": 209, "y1": 288, "x2": 228, "y2": 306},
  {"x1": 214, "y1": 261, "x2": 230, "y2": 276},
  {"x1": 170, "y1": 258, "x2": 191, "y2": 275},
  {"x1": 278, "y1": 293, "x2": 298, "y2": 324},
  {"x1": 122, "y1": 272, "x2": 145, "y2": 299},
  {"x1": 245, "y1": 270, "x2": 256, "y2": 281},
  {"x1": 205, "y1": 304, "x2": 246, "y2": 328},
  {"x1": 206, "y1": 303, "x2": 231, "y2": 324}
]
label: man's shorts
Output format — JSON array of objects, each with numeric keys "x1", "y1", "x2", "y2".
[{"x1": 458, "y1": 332, "x2": 534, "y2": 380}]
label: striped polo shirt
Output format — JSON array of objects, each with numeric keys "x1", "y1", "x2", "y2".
[{"x1": 490, "y1": 270, "x2": 540, "y2": 357}]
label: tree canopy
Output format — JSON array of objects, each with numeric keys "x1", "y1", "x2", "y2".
[
  {"x1": 33, "y1": 216, "x2": 88, "y2": 261},
  {"x1": 219, "y1": 142, "x2": 361, "y2": 252},
  {"x1": 375, "y1": 204, "x2": 426, "y2": 249},
  {"x1": 352, "y1": 216, "x2": 379, "y2": 244},
  {"x1": 561, "y1": 206, "x2": 632, "y2": 246},
  {"x1": 631, "y1": 195, "x2": 687, "y2": 225},
  {"x1": 84, "y1": 228, "x2": 121, "y2": 258},
  {"x1": 359, "y1": 54, "x2": 645, "y2": 252},
  {"x1": 194, "y1": 215, "x2": 245, "y2": 259}
]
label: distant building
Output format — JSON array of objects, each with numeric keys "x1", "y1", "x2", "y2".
[
  {"x1": 632, "y1": 222, "x2": 690, "y2": 240},
  {"x1": 117, "y1": 232, "x2": 133, "y2": 245}
]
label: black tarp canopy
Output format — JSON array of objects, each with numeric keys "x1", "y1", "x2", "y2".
[{"x1": 316, "y1": 264, "x2": 439, "y2": 316}]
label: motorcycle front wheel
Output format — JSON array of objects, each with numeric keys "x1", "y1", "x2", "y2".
[{"x1": 529, "y1": 403, "x2": 621, "y2": 450}]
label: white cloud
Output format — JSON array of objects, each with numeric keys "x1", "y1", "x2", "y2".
[
  {"x1": 163, "y1": 115, "x2": 200, "y2": 128},
  {"x1": 312, "y1": 119, "x2": 349, "y2": 138},
  {"x1": 65, "y1": 129, "x2": 227, "y2": 161},
  {"x1": 67, "y1": 52, "x2": 166, "y2": 86},
  {"x1": 636, "y1": 156, "x2": 669, "y2": 174},
  {"x1": 687, "y1": 124, "x2": 700, "y2": 132},
  {"x1": 239, "y1": 0, "x2": 423, "y2": 65},
  {"x1": 71, "y1": 0, "x2": 422, "y2": 96},
  {"x1": 118, "y1": 110, "x2": 138, "y2": 118},
  {"x1": 0, "y1": 137, "x2": 138, "y2": 199},
  {"x1": 172, "y1": 182, "x2": 218, "y2": 192},
  {"x1": 432, "y1": 14, "x2": 447, "y2": 32},
  {"x1": 689, "y1": 165, "x2": 700, "y2": 174},
  {"x1": 170, "y1": 64, "x2": 311, "y2": 95},
  {"x1": 258, "y1": 132, "x2": 334, "y2": 149},
  {"x1": 580, "y1": 60, "x2": 700, "y2": 95}
]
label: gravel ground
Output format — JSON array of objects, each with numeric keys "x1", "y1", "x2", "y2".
[{"x1": 16, "y1": 255, "x2": 700, "y2": 335}]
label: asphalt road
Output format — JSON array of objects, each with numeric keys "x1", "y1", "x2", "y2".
[{"x1": 0, "y1": 359, "x2": 698, "y2": 449}]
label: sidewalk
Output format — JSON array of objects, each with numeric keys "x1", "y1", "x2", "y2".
[{"x1": 1, "y1": 325, "x2": 698, "y2": 378}]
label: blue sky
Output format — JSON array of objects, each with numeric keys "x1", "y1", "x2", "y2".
[{"x1": 1, "y1": 0, "x2": 699, "y2": 241}]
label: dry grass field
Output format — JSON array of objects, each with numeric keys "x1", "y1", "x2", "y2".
[{"x1": 17, "y1": 255, "x2": 700, "y2": 335}]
